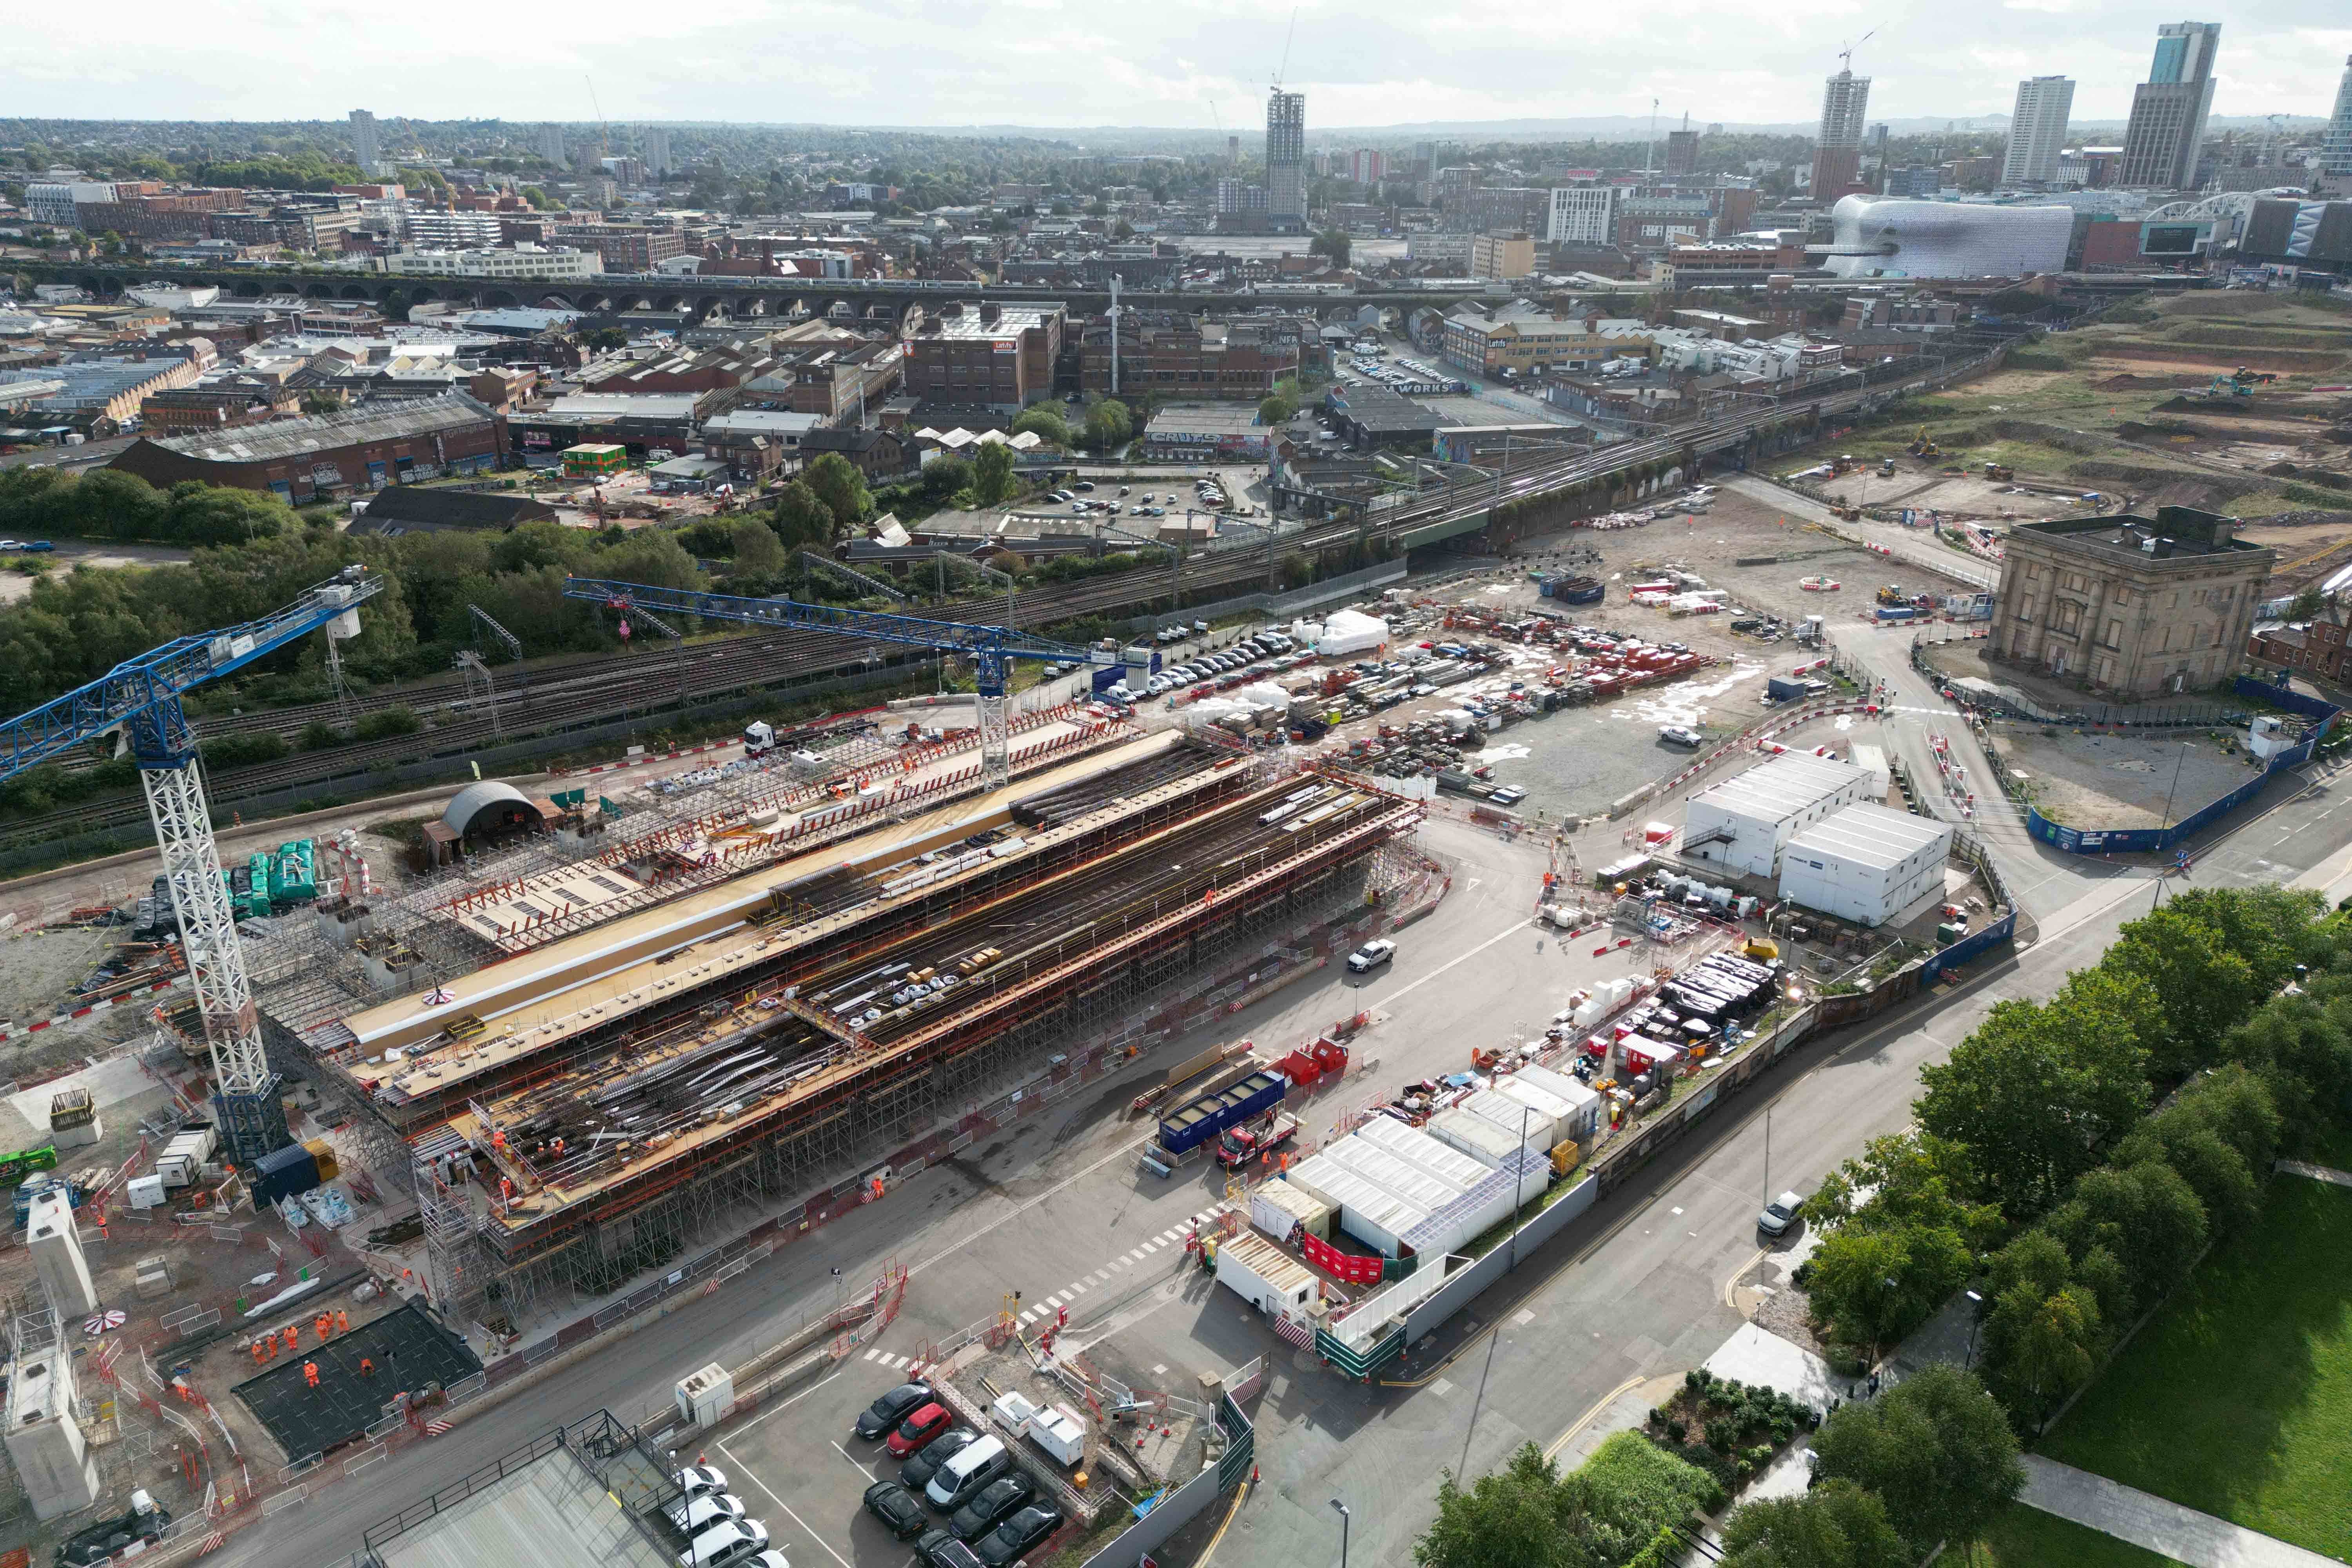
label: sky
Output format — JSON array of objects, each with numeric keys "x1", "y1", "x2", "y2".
[{"x1": 5, "y1": 0, "x2": 2348, "y2": 134}]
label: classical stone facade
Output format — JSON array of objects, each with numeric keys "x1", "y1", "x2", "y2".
[{"x1": 1987, "y1": 508, "x2": 2272, "y2": 697}]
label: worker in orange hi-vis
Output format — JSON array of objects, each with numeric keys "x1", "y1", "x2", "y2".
[
  {"x1": 282, "y1": 1325, "x2": 299, "y2": 1353},
  {"x1": 315, "y1": 1314, "x2": 332, "y2": 1341},
  {"x1": 336, "y1": 1309, "x2": 349, "y2": 1334},
  {"x1": 359, "y1": 1357, "x2": 376, "y2": 1379},
  {"x1": 250, "y1": 1340, "x2": 266, "y2": 1367},
  {"x1": 302, "y1": 1361, "x2": 319, "y2": 1389}
]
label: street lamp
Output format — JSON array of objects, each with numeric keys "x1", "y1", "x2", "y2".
[
  {"x1": 1964, "y1": 1289, "x2": 1984, "y2": 1368},
  {"x1": 1330, "y1": 1499, "x2": 1350, "y2": 1568},
  {"x1": 2154, "y1": 740, "x2": 2190, "y2": 909}
]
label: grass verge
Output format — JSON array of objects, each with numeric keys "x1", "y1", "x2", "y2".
[
  {"x1": 2038, "y1": 1177, "x2": 2352, "y2": 1559},
  {"x1": 1972, "y1": 1503, "x2": 2188, "y2": 1568}
]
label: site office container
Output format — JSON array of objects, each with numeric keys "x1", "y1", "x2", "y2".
[
  {"x1": 1322, "y1": 1137, "x2": 1470, "y2": 1214},
  {"x1": 1423, "y1": 1105, "x2": 1527, "y2": 1169},
  {"x1": 1250, "y1": 1178, "x2": 1333, "y2": 1243},
  {"x1": 1397, "y1": 1160, "x2": 1526, "y2": 1259},
  {"x1": 1501, "y1": 1063, "x2": 1602, "y2": 1144},
  {"x1": 1488, "y1": 1077, "x2": 1580, "y2": 1150},
  {"x1": 1215, "y1": 1228, "x2": 1321, "y2": 1319},
  {"x1": 1351, "y1": 1114, "x2": 1495, "y2": 1192},
  {"x1": 1283, "y1": 1154, "x2": 1427, "y2": 1258},
  {"x1": 1156, "y1": 1071, "x2": 1286, "y2": 1156},
  {"x1": 1463, "y1": 1085, "x2": 1560, "y2": 1152}
]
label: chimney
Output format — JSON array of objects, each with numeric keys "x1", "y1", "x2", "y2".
[{"x1": 979, "y1": 303, "x2": 1001, "y2": 326}]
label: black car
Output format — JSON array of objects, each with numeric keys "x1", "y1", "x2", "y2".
[
  {"x1": 900, "y1": 1426, "x2": 978, "y2": 1492},
  {"x1": 949, "y1": 1473, "x2": 1036, "y2": 1541},
  {"x1": 854, "y1": 1380, "x2": 935, "y2": 1439},
  {"x1": 864, "y1": 1480, "x2": 931, "y2": 1540},
  {"x1": 973, "y1": 1503, "x2": 1065, "y2": 1567},
  {"x1": 914, "y1": 1529, "x2": 987, "y2": 1568}
]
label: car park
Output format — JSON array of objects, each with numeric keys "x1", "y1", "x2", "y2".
[
  {"x1": 677, "y1": 1464, "x2": 730, "y2": 1499},
  {"x1": 899, "y1": 1426, "x2": 978, "y2": 1492},
  {"x1": 1074, "y1": 481, "x2": 1094, "y2": 491},
  {"x1": 855, "y1": 1382, "x2": 935, "y2": 1440},
  {"x1": 972, "y1": 1504, "x2": 1065, "y2": 1567},
  {"x1": 1346, "y1": 939, "x2": 1397, "y2": 973},
  {"x1": 915, "y1": 1531, "x2": 986, "y2": 1568},
  {"x1": 666, "y1": 1494, "x2": 748, "y2": 1537},
  {"x1": 947, "y1": 1473, "x2": 1037, "y2": 1540},
  {"x1": 926, "y1": 1434, "x2": 1013, "y2": 1509},
  {"x1": 864, "y1": 1480, "x2": 933, "y2": 1540},
  {"x1": 679, "y1": 1518, "x2": 769, "y2": 1567}
]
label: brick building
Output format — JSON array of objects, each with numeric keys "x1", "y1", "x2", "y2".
[
  {"x1": 2249, "y1": 602, "x2": 2352, "y2": 682},
  {"x1": 1076, "y1": 312, "x2": 1299, "y2": 400},
  {"x1": 902, "y1": 301, "x2": 1065, "y2": 413},
  {"x1": 550, "y1": 222, "x2": 687, "y2": 270},
  {"x1": 140, "y1": 376, "x2": 302, "y2": 433},
  {"x1": 1988, "y1": 508, "x2": 2273, "y2": 696},
  {"x1": 107, "y1": 393, "x2": 507, "y2": 502}
]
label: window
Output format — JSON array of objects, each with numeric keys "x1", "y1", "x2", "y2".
[{"x1": 2103, "y1": 619, "x2": 2122, "y2": 648}]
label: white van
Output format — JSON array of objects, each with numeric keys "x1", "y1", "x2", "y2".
[
  {"x1": 925, "y1": 1434, "x2": 1010, "y2": 1509},
  {"x1": 679, "y1": 1518, "x2": 769, "y2": 1567},
  {"x1": 666, "y1": 1493, "x2": 746, "y2": 1536}
]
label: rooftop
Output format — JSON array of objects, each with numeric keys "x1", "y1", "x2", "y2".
[
  {"x1": 1784, "y1": 801, "x2": 1952, "y2": 873},
  {"x1": 130, "y1": 392, "x2": 497, "y2": 463},
  {"x1": 2011, "y1": 506, "x2": 2271, "y2": 563},
  {"x1": 1690, "y1": 752, "x2": 1866, "y2": 823}
]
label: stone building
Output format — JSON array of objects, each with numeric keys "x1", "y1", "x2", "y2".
[{"x1": 1987, "y1": 507, "x2": 2272, "y2": 697}]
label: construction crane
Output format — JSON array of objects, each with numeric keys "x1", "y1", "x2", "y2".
[
  {"x1": 0, "y1": 568, "x2": 383, "y2": 1167},
  {"x1": 563, "y1": 578, "x2": 1115, "y2": 786},
  {"x1": 1838, "y1": 29, "x2": 1875, "y2": 72}
]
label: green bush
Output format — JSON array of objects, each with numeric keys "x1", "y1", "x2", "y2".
[
  {"x1": 1704, "y1": 1419, "x2": 1737, "y2": 1453},
  {"x1": 354, "y1": 706, "x2": 420, "y2": 741},
  {"x1": 299, "y1": 720, "x2": 343, "y2": 751},
  {"x1": 200, "y1": 730, "x2": 287, "y2": 769}
]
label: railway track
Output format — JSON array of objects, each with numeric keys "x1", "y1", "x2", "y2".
[{"x1": 0, "y1": 373, "x2": 1931, "y2": 857}]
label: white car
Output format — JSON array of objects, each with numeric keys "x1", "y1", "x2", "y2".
[{"x1": 1345, "y1": 940, "x2": 1397, "y2": 974}]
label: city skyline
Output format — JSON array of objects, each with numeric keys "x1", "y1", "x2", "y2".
[{"x1": 3, "y1": 2, "x2": 2345, "y2": 131}]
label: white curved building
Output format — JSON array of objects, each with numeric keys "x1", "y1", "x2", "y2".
[{"x1": 1823, "y1": 198, "x2": 2073, "y2": 279}]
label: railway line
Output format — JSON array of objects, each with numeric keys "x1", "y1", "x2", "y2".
[{"x1": 0, "y1": 375, "x2": 1913, "y2": 856}]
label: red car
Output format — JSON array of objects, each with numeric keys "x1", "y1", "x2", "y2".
[{"x1": 886, "y1": 1401, "x2": 953, "y2": 1457}]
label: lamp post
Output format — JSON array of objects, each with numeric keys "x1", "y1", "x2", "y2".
[
  {"x1": 2154, "y1": 741, "x2": 2189, "y2": 909},
  {"x1": 1964, "y1": 1289, "x2": 1984, "y2": 1368},
  {"x1": 1330, "y1": 1498, "x2": 1350, "y2": 1568}
]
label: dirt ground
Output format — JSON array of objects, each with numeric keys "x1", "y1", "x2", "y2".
[
  {"x1": 1986, "y1": 723, "x2": 2263, "y2": 831},
  {"x1": 0, "y1": 541, "x2": 194, "y2": 606}
]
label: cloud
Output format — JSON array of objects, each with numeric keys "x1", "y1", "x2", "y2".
[{"x1": 2, "y1": 0, "x2": 2344, "y2": 130}]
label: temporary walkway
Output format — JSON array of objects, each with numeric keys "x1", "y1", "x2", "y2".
[{"x1": 2020, "y1": 1456, "x2": 2339, "y2": 1568}]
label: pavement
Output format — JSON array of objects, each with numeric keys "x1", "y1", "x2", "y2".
[
  {"x1": 2019, "y1": 1456, "x2": 2344, "y2": 1568},
  {"x1": 176, "y1": 616, "x2": 2352, "y2": 1568}
]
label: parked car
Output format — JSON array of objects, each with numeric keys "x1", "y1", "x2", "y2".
[
  {"x1": 677, "y1": 1464, "x2": 730, "y2": 1499},
  {"x1": 972, "y1": 1504, "x2": 1065, "y2": 1567},
  {"x1": 949, "y1": 1473, "x2": 1037, "y2": 1541},
  {"x1": 1757, "y1": 1191, "x2": 1805, "y2": 1238},
  {"x1": 678, "y1": 1519, "x2": 769, "y2": 1567},
  {"x1": 854, "y1": 1381, "x2": 935, "y2": 1440},
  {"x1": 1488, "y1": 786, "x2": 1526, "y2": 806},
  {"x1": 900, "y1": 1426, "x2": 978, "y2": 1492},
  {"x1": 887, "y1": 1402, "x2": 955, "y2": 1457},
  {"x1": 1346, "y1": 939, "x2": 1397, "y2": 974},
  {"x1": 864, "y1": 1480, "x2": 933, "y2": 1540},
  {"x1": 1658, "y1": 726, "x2": 1704, "y2": 749},
  {"x1": 914, "y1": 1530, "x2": 987, "y2": 1568}
]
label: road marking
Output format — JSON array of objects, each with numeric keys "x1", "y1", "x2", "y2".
[
  {"x1": 1070, "y1": 1280, "x2": 1088, "y2": 1294},
  {"x1": 830, "y1": 1440, "x2": 875, "y2": 1481},
  {"x1": 1126, "y1": 1249, "x2": 1145, "y2": 1262},
  {"x1": 1430, "y1": 1377, "x2": 1455, "y2": 1397},
  {"x1": 1380, "y1": 916, "x2": 1537, "y2": 1006},
  {"x1": 733, "y1": 1368, "x2": 840, "y2": 1438},
  {"x1": 1091, "y1": 1270, "x2": 1111, "y2": 1283},
  {"x1": 1514, "y1": 1308, "x2": 1535, "y2": 1327},
  {"x1": 1545, "y1": 1376, "x2": 1647, "y2": 1462},
  {"x1": 862, "y1": 1347, "x2": 879, "y2": 1362},
  {"x1": 719, "y1": 1441, "x2": 857, "y2": 1568}
]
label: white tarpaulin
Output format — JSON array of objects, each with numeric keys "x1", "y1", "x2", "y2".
[{"x1": 1317, "y1": 610, "x2": 1390, "y2": 657}]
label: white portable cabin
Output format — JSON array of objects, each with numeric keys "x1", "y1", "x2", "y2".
[
  {"x1": 1216, "y1": 1229, "x2": 1321, "y2": 1320},
  {"x1": 1250, "y1": 1179, "x2": 1333, "y2": 1244},
  {"x1": 1351, "y1": 1116, "x2": 1495, "y2": 1192},
  {"x1": 1777, "y1": 802, "x2": 1954, "y2": 928},
  {"x1": 1501, "y1": 1063, "x2": 1603, "y2": 1145},
  {"x1": 1424, "y1": 1105, "x2": 1528, "y2": 1169},
  {"x1": 1682, "y1": 753, "x2": 1872, "y2": 879},
  {"x1": 1323, "y1": 1138, "x2": 1470, "y2": 1213},
  {"x1": 1284, "y1": 1154, "x2": 1428, "y2": 1258},
  {"x1": 1461, "y1": 1086, "x2": 1559, "y2": 1152}
]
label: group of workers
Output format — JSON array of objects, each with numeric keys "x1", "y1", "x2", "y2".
[{"x1": 250, "y1": 1308, "x2": 368, "y2": 1391}]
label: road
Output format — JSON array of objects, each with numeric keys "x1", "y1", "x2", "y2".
[{"x1": 196, "y1": 706, "x2": 2352, "y2": 1568}]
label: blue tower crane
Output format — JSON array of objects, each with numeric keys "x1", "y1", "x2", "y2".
[
  {"x1": 561, "y1": 577, "x2": 1118, "y2": 786},
  {"x1": 0, "y1": 567, "x2": 385, "y2": 1166}
]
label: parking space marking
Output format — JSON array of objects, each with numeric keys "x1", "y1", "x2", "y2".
[
  {"x1": 735, "y1": 1367, "x2": 841, "y2": 1438},
  {"x1": 717, "y1": 1441, "x2": 856, "y2": 1568},
  {"x1": 831, "y1": 1440, "x2": 876, "y2": 1481},
  {"x1": 862, "y1": 1347, "x2": 880, "y2": 1361}
]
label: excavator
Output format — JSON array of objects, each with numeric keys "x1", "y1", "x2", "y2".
[
  {"x1": 1906, "y1": 426, "x2": 1943, "y2": 459},
  {"x1": 2231, "y1": 366, "x2": 2279, "y2": 387}
]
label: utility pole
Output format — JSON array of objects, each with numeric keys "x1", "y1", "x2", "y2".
[{"x1": 1109, "y1": 273, "x2": 1121, "y2": 397}]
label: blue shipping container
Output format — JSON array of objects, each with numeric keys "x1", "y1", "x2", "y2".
[
  {"x1": 1156, "y1": 1071, "x2": 1286, "y2": 1156},
  {"x1": 1873, "y1": 606, "x2": 1918, "y2": 623}
]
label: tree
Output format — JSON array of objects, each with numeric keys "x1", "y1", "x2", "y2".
[
  {"x1": 2166, "y1": 886, "x2": 2329, "y2": 995},
  {"x1": 1809, "y1": 1366, "x2": 2024, "y2": 1555},
  {"x1": 2103, "y1": 908, "x2": 2258, "y2": 1081},
  {"x1": 970, "y1": 442, "x2": 1016, "y2": 506},
  {"x1": 729, "y1": 515, "x2": 786, "y2": 577},
  {"x1": 1805, "y1": 1131, "x2": 2001, "y2": 1252},
  {"x1": 1082, "y1": 399, "x2": 1132, "y2": 452},
  {"x1": 1009, "y1": 407, "x2": 1069, "y2": 448},
  {"x1": 2043, "y1": 1161, "x2": 2207, "y2": 1313},
  {"x1": 803, "y1": 453, "x2": 872, "y2": 528},
  {"x1": 519, "y1": 185, "x2": 554, "y2": 211},
  {"x1": 1806, "y1": 1226, "x2": 1969, "y2": 1361},
  {"x1": 1259, "y1": 392, "x2": 1298, "y2": 426},
  {"x1": 1976, "y1": 1232, "x2": 2107, "y2": 1430},
  {"x1": 769, "y1": 481, "x2": 835, "y2": 550},
  {"x1": 1414, "y1": 1443, "x2": 1598, "y2": 1568},
  {"x1": 919, "y1": 454, "x2": 972, "y2": 504},
  {"x1": 1917, "y1": 969, "x2": 2156, "y2": 1221},
  {"x1": 1311, "y1": 228, "x2": 1353, "y2": 269},
  {"x1": 1719, "y1": 1480, "x2": 1907, "y2": 1568},
  {"x1": 585, "y1": 327, "x2": 629, "y2": 352}
]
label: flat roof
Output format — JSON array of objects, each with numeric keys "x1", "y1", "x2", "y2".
[
  {"x1": 375, "y1": 1441, "x2": 673, "y2": 1568},
  {"x1": 1688, "y1": 753, "x2": 1864, "y2": 826},
  {"x1": 136, "y1": 392, "x2": 495, "y2": 462},
  {"x1": 1784, "y1": 801, "x2": 1952, "y2": 872}
]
